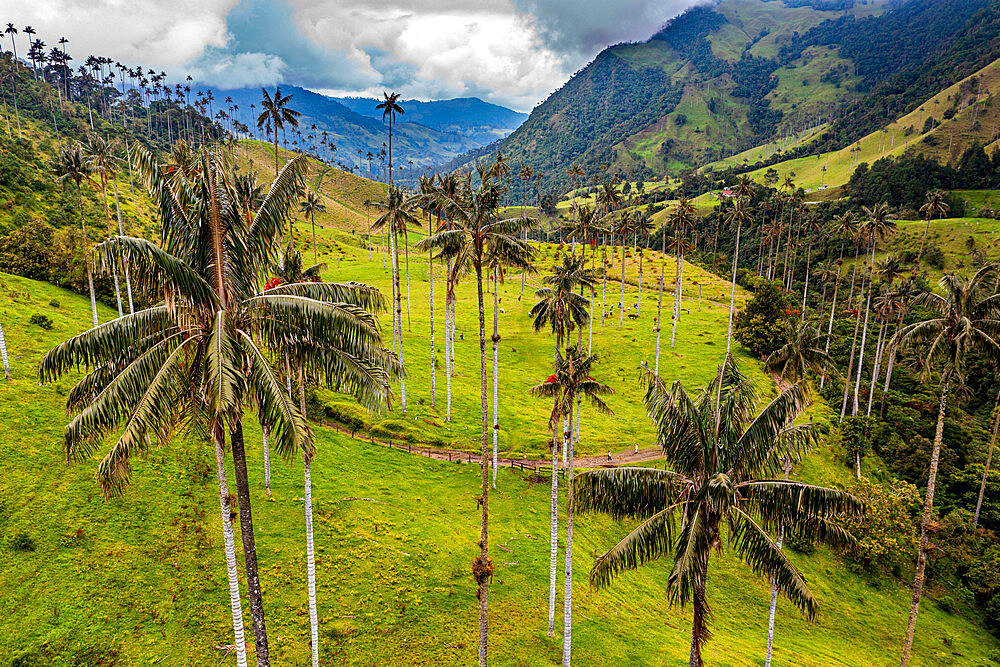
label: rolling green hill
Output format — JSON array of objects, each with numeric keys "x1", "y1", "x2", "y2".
[{"x1": 490, "y1": 0, "x2": 998, "y2": 193}]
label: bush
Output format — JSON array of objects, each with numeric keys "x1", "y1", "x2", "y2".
[
  {"x1": 28, "y1": 314, "x2": 53, "y2": 330},
  {"x1": 923, "y1": 245, "x2": 946, "y2": 269},
  {"x1": 733, "y1": 280, "x2": 789, "y2": 357},
  {"x1": 9, "y1": 531, "x2": 36, "y2": 552},
  {"x1": 48, "y1": 299, "x2": 59, "y2": 308}
]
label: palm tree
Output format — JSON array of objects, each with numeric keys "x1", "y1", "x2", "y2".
[
  {"x1": 848, "y1": 204, "x2": 896, "y2": 417},
  {"x1": 633, "y1": 210, "x2": 654, "y2": 317},
  {"x1": 41, "y1": 145, "x2": 399, "y2": 667},
  {"x1": 257, "y1": 87, "x2": 301, "y2": 176},
  {"x1": 668, "y1": 197, "x2": 696, "y2": 347},
  {"x1": 83, "y1": 134, "x2": 131, "y2": 317},
  {"x1": 53, "y1": 144, "x2": 99, "y2": 327},
  {"x1": 799, "y1": 211, "x2": 823, "y2": 320},
  {"x1": 574, "y1": 357, "x2": 862, "y2": 666},
  {"x1": 974, "y1": 387, "x2": 1000, "y2": 529},
  {"x1": 917, "y1": 190, "x2": 949, "y2": 264},
  {"x1": 419, "y1": 166, "x2": 534, "y2": 666},
  {"x1": 372, "y1": 185, "x2": 421, "y2": 413},
  {"x1": 766, "y1": 319, "x2": 839, "y2": 394},
  {"x1": 528, "y1": 252, "x2": 595, "y2": 637},
  {"x1": 893, "y1": 266, "x2": 1000, "y2": 666},
  {"x1": 613, "y1": 211, "x2": 631, "y2": 329},
  {"x1": 528, "y1": 346, "x2": 612, "y2": 666},
  {"x1": 376, "y1": 92, "x2": 403, "y2": 190},
  {"x1": 724, "y1": 196, "x2": 754, "y2": 355},
  {"x1": 298, "y1": 189, "x2": 327, "y2": 266}
]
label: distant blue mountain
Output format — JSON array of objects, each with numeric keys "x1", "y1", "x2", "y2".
[
  {"x1": 198, "y1": 85, "x2": 525, "y2": 171},
  {"x1": 333, "y1": 97, "x2": 527, "y2": 146}
]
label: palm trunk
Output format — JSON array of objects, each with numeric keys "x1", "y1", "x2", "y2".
[
  {"x1": 111, "y1": 172, "x2": 134, "y2": 313},
  {"x1": 547, "y1": 400, "x2": 560, "y2": 637},
  {"x1": 619, "y1": 233, "x2": 626, "y2": 329},
  {"x1": 899, "y1": 373, "x2": 951, "y2": 667},
  {"x1": 230, "y1": 422, "x2": 270, "y2": 667},
  {"x1": 724, "y1": 222, "x2": 743, "y2": 356},
  {"x1": 299, "y1": 370, "x2": 319, "y2": 667},
  {"x1": 917, "y1": 215, "x2": 931, "y2": 263},
  {"x1": 214, "y1": 427, "x2": 249, "y2": 667},
  {"x1": 430, "y1": 250, "x2": 436, "y2": 408},
  {"x1": 637, "y1": 248, "x2": 643, "y2": 316},
  {"x1": 840, "y1": 245, "x2": 870, "y2": 421},
  {"x1": 76, "y1": 184, "x2": 99, "y2": 328},
  {"x1": 973, "y1": 387, "x2": 1000, "y2": 528},
  {"x1": 671, "y1": 249, "x2": 680, "y2": 348},
  {"x1": 390, "y1": 225, "x2": 407, "y2": 412},
  {"x1": 474, "y1": 259, "x2": 491, "y2": 667},
  {"x1": 800, "y1": 238, "x2": 813, "y2": 320},
  {"x1": 655, "y1": 232, "x2": 666, "y2": 375},
  {"x1": 879, "y1": 332, "x2": 897, "y2": 419},
  {"x1": 492, "y1": 273, "x2": 500, "y2": 490},
  {"x1": 99, "y1": 176, "x2": 124, "y2": 319},
  {"x1": 867, "y1": 321, "x2": 887, "y2": 415},
  {"x1": 689, "y1": 569, "x2": 708, "y2": 667},
  {"x1": 852, "y1": 242, "x2": 876, "y2": 416},
  {"x1": 446, "y1": 281, "x2": 453, "y2": 422},
  {"x1": 562, "y1": 397, "x2": 576, "y2": 667},
  {"x1": 405, "y1": 240, "x2": 412, "y2": 331},
  {"x1": 0, "y1": 317, "x2": 9, "y2": 380},
  {"x1": 765, "y1": 462, "x2": 792, "y2": 666},
  {"x1": 262, "y1": 427, "x2": 272, "y2": 495},
  {"x1": 601, "y1": 242, "x2": 607, "y2": 326}
]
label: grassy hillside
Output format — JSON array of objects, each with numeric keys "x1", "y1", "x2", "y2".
[
  {"x1": 741, "y1": 56, "x2": 1000, "y2": 191},
  {"x1": 4, "y1": 254, "x2": 1000, "y2": 665}
]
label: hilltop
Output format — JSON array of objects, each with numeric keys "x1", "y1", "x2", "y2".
[{"x1": 491, "y1": 0, "x2": 999, "y2": 191}]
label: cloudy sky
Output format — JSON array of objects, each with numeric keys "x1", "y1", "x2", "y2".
[{"x1": 2, "y1": 0, "x2": 700, "y2": 111}]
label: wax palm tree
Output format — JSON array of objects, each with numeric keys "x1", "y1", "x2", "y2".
[
  {"x1": 823, "y1": 212, "x2": 860, "y2": 386},
  {"x1": 376, "y1": 92, "x2": 404, "y2": 189},
  {"x1": 574, "y1": 357, "x2": 862, "y2": 667},
  {"x1": 917, "y1": 190, "x2": 949, "y2": 264},
  {"x1": 528, "y1": 346, "x2": 612, "y2": 666},
  {"x1": 846, "y1": 203, "x2": 896, "y2": 418},
  {"x1": 372, "y1": 185, "x2": 421, "y2": 413},
  {"x1": 633, "y1": 210, "x2": 654, "y2": 316},
  {"x1": 257, "y1": 87, "x2": 301, "y2": 176},
  {"x1": 84, "y1": 134, "x2": 133, "y2": 316},
  {"x1": 766, "y1": 319, "x2": 839, "y2": 394},
  {"x1": 893, "y1": 266, "x2": 1000, "y2": 666},
  {"x1": 724, "y1": 196, "x2": 754, "y2": 355},
  {"x1": 613, "y1": 211, "x2": 631, "y2": 329},
  {"x1": 419, "y1": 165, "x2": 534, "y2": 666},
  {"x1": 668, "y1": 197, "x2": 697, "y2": 346},
  {"x1": 53, "y1": 144, "x2": 99, "y2": 327},
  {"x1": 40, "y1": 144, "x2": 398, "y2": 667},
  {"x1": 298, "y1": 189, "x2": 327, "y2": 266},
  {"x1": 799, "y1": 211, "x2": 823, "y2": 320}
]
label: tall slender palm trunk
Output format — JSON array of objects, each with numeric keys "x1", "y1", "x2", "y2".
[
  {"x1": 390, "y1": 226, "x2": 407, "y2": 412},
  {"x1": 900, "y1": 373, "x2": 951, "y2": 667},
  {"x1": 97, "y1": 176, "x2": 124, "y2": 318},
  {"x1": 446, "y1": 278, "x2": 453, "y2": 422},
  {"x1": 601, "y1": 242, "x2": 607, "y2": 326},
  {"x1": 111, "y1": 173, "x2": 134, "y2": 313},
  {"x1": 867, "y1": 321, "x2": 887, "y2": 415},
  {"x1": 0, "y1": 317, "x2": 9, "y2": 380},
  {"x1": 430, "y1": 251, "x2": 436, "y2": 408},
  {"x1": 547, "y1": 399, "x2": 560, "y2": 637},
  {"x1": 474, "y1": 261, "x2": 491, "y2": 667},
  {"x1": 688, "y1": 569, "x2": 708, "y2": 667},
  {"x1": 801, "y1": 238, "x2": 813, "y2": 320},
  {"x1": 619, "y1": 233, "x2": 626, "y2": 329},
  {"x1": 765, "y1": 461, "x2": 792, "y2": 666},
  {"x1": 213, "y1": 428, "x2": 249, "y2": 667},
  {"x1": 974, "y1": 387, "x2": 1000, "y2": 528},
  {"x1": 298, "y1": 370, "x2": 319, "y2": 667},
  {"x1": 724, "y1": 222, "x2": 743, "y2": 355},
  {"x1": 655, "y1": 233, "x2": 666, "y2": 375},
  {"x1": 75, "y1": 183, "x2": 99, "y2": 328},
  {"x1": 230, "y1": 423, "x2": 270, "y2": 667},
  {"x1": 841, "y1": 244, "x2": 871, "y2": 421},
  {"x1": 637, "y1": 249, "x2": 643, "y2": 316},
  {"x1": 852, "y1": 242, "x2": 876, "y2": 416},
  {"x1": 492, "y1": 274, "x2": 500, "y2": 490},
  {"x1": 562, "y1": 397, "x2": 576, "y2": 667}
]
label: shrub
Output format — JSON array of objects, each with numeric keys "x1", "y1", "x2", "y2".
[
  {"x1": 28, "y1": 314, "x2": 53, "y2": 330},
  {"x1": 923, "y1": 245, "x2": 946, "y2": 269},
  {"x1": 9, "y1": 531, "x2": 36, "y2": 552},
  {"x1": 733, "y1": 279, "x2": 789, "y2": 357},
  {"x1": 48, "y1": 299, "x2": 59, "y2": 308}
]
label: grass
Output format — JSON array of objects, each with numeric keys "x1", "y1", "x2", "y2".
[
  {"x1": 3, "y1": 267, "x2": 999, "y2": 666},
  {"x1": 741, "y1": 57, "x2": 1000, "y2": 192},
  {"x1": 3, "y1": 155, "x2": 1000, "y2": 665}
]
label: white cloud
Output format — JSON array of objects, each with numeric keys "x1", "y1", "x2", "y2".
[
  {"x1": 0, "y1": 0, "x2": 239, "y2": 66},
  {"x1": 188, "y1": 50, "x2": 287, "y2": 88},
  {"x1": 1, "y1": 0, "x2": 703, "y2": 110}
]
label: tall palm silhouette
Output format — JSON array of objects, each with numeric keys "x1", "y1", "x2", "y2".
[
  {"x1": 723, "y1": 195, "x2": 754, "y2": 355},
  {"x1": 84, "y1": 134, "x2": 132, "y2": 316},
  {"x1": 528, "y1": 253, "x2": 595, "y2": 637},
  {"x1": 419, "y1": 165, "x2": 534, "y2": 666},
  {"x1": 298, "y1": 189, "x2": 327, "y2": 266},
  {"x1": 892, "y1": 266, "x2": 1000, "y2": 666},
  {"x1": 53, "y1": 144, "x2": 99, "y2": 327},
  {"x1": 257, "y1": 87, "x2": 300, "y2": 176},
  {"x1": 376, "y1": 92, "x2": 404, "y2": 189},
  {"x1": 41, "y1": 145, "x2": 399, "y2": 667},
  {"x1": 575, "y1": 359, "x2": 862, "y2": 667},
  {"x1": 917, "y1": 190, "x2": 949, "y2": 264},
  {"x1": 528, "y1": 346, "x2": 612, "y2": 666}
]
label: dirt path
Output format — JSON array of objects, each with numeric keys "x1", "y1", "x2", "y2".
[{"x1": 322, "y1": 419, "x2": 661, "y2": 471}]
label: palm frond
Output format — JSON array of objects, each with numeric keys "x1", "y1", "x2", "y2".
[
  {"x1": 590, "y1": 506, "x2": 678, "y2": 590},
  {"x1": 574, "y1": 467, "x2": 683, "y2": 519}
]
